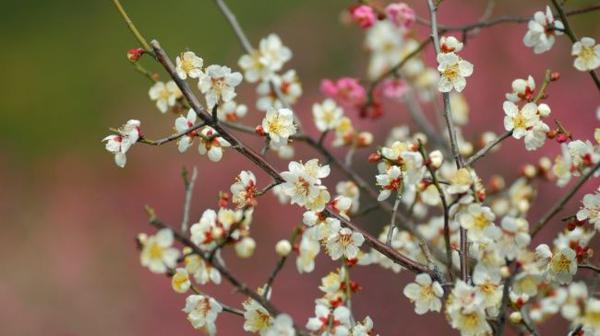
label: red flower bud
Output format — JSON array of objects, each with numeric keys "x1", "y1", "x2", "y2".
[
  {"x1": 556, "y1": 134, "x2": 569, "y2": 143},
  {"x1": 255, "y1": 125, "x2": 266, "y2": 136},
  {"x1": 368, "y1": 153, "x2": 381, "y2": 162},
  {"x1": 127, "y1": 48, "x2": 145, "y2": 62},
  {"x1": 550, "y1": 72, "x2": 560, "y2": 81}
]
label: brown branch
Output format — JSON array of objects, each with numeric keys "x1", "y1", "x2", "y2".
[
  {"x1": 531, "y1": 160, "x2": 600, "y2": 237},
  {"x1": 427, "y1": 0, "x2": 468, "y2": 282},
  {"x1": 138, "y1": 122, "x2": 206, "y2": 146},
  {"x1": 149, "y1": 40, "x2": 436, "y2": 279},
  {"x1": 418, "y1": 142, "x2": 453, "y2": 280},
  {"x1": 181, "y1": 166, "x2": 198, "y2": 234},
  {"x1": 579, "y1": 263, "x2": 600, "y2": 273},
  {"x1": 415, "y1": 4, "x2": 600, "y2": 34},
  {"x1": 464, "y1": 130, "x2": 512, "y2": 167}
]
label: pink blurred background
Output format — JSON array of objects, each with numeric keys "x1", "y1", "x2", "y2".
[{"x1": 1, "y1": 0, "x2": 598, "y2": 335}]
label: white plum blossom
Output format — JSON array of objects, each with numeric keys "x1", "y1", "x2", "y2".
[
  {"x1": 256, "y1": 69, "x2": 302, "y2": 111},
  {"x1": 458, "y1": 204, "x2": 499, "y2": 242},
  {"x1": 216, "y1": 100, "x2": 247, "y2": 122},
  {"x1": 548, "y1": 247, "x2": 578, "y2": 284},
  {"x1": 183, "y1": 294, "x2": 223, "y2": 335},
  {"x1": 239, "y1": 34, "x2": 292, "y2": 82},
  {"x1": 497, "y1": 216, "x2": 531, "y2": 260},
  {"x1": 102, "y1": 119, "x2": 141, "y2": 168},
  {"x1": 262, "y1": 107, "x2": 297, "y2": 147},
  {"x1": 375, "y1": 166, "x2": 403, "y2": 201},
  {"x1": 524, "y1": 120, "x2": 550, "y2": 151},
  {"x1": 139, "y1": 228, "x2": 179, "y2": 274},
  {"x1": 265, "y1": 314, "x2": 295, "y2": 336},
  {"x1": 572, "y1": 37, "x2": 600, "y2": 71},
  {"x1": 183, "y1": 248, "x2": 221, "y2": 285},
  {"x1": 280, "y1": 159, "x2": 330, "y2": 209},
  {"x1": 440, "y1": 35, "x2": 463, "y2": 53},
  {"x1": 149, "y1": 80, "x2": 182, "y2": 113},
  {"x1": 447, "y1": 167, "x2": 474, "y2": 195},
  {"x1": 523, "y1": 6, "x2": 564, "y2": 54},
  {"x1": 577, "y1": 188, "x2": 600, "y2": 231},
  {"x1": 296, "y1": 234, "x2": 320, "y2": 273},
  {"x1": 171, "y1": 267, "x2": 191, "y2": 293},
  {"x1": 506, "y1": 75, "x2": 536, "y2": 102},
  {"x1": 174, "y1": 109, "x2": 198, "y2": 153},
  {"x1": 243, "y1": 299, "x2": 273, "y2": 334},
  {"x1": 312, "y1": 99, "x2": 344, "y2": 132},
  {"x1": 198, "y1": 65, "x2": 243, "y2": 109},
  {"x1": 446, "y1": 281, "x2": 491, "y2": 336},
  {"x1": 197, "y1": 126, "x2": 231, "y2": 162},
  {"x1": 231, "y1": 170, "x2": 257, "y2": 208},
  {"x1": 306, "y1": 304, "x2": 351, "y2": 335},
  {"x1": 175, "y1": 51, "x2": 204, "y2": 80},
  {"x1": 503, "y1": 101, "x2": 540, "y2": 138},
  {"x1": 403, "y1": 273, "x2": 444, "y2": 314},
  {"x1": 326, "y1": 220, "x2": 365, "y2": 260},
  {"x1": 437, "y1": 52, "x2": 473, "y2": 93}
]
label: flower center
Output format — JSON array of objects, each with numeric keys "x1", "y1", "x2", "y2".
[{"x1": 443, "y1": 63, "x2": 460, "y2": 80}]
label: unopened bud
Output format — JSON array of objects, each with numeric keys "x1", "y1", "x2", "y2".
[
  {"x1": 368, "y1": 153, "x2": 381, "y2": 162},
  {"x1": 235, "y1": 237, "x2": 256, "y2": 258},
  {"x1": 522, "y1": 164, "x2": 537, "y2": 178},
  {"x1": 556, "y1": 134, "x2": 569, "y2": 143},
  {"x1": 509, "y1": 311, "x2": 522, "y2": 324},
  {"x1": 275, "y1": 240, "x2": 292, "y2": 257},
  {"x1": 357, "y1": 132, "x2": 373, "y2": 147},
  {"x1": 428, "y1": 150, "x2": 443, "y2": 169},
  {"x1": 255, "y1": 125, "x2": 266, "y2": 136},
  {"x1": 127, "y1": 48, "x2": 145, "y2": 62},
  {"x1": 550, "y1": 71, "x2": 560, "y2": 81}
]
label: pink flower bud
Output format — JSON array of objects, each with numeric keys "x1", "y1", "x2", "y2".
[
  {"x1": 385, "y1": 3, "x2": 416, "y2": 28},
  {"x1": 382, "y1": 79, "x2": 409, "y2": 99},
  {"x1": 320, "y1": 77, "x2": 366, "y2": 108},
  {"x1": 350, "y1": 5, "x2": 377, "y2": 29}
]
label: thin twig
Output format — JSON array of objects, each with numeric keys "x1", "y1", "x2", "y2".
[
  {"x1": 415, "y1": 4, "x2": 600, "y2": 34},
  {"x1": 427, "y1": 0, "x2": 468, "y2": 282},
  {"x1": 138, "y1": 122, "x2": 205, "y2": 146},
  {"x1": 263, "y1": 226, "x2": 302, "y2": 297},
  {"x1": 464, "y1": 130, "x2": 512, "y2": 167},
  {"x1": 111, "y1": 0, "x2": 152, "y2": 52},
  {"x1": 579, "y1": 263, "x2": 600, "y2": 273},
  {"x1": 181, "y1": 166, "x2": 198, "y2": 234},
  {"x1": 418, "y1": 142, "x2": 453, "y2": 279},
  {"x1": 531, "y1": 160, "x2": 600, "y2": 237},
  {"x1": 386, "y1": 196, "x2": 402, "y2": 245}
]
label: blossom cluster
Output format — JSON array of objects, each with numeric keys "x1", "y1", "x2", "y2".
[{"x1": 104, "y1": 0, "x2": 600, "y2": 335}]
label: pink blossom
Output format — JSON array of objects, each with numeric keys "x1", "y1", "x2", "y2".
[
  {"x1": 320, "y1": 77, "x2": 367, "y2": 108},
  {"x1": 382, "y1": 79, "x2": 409, "y2": 99},
  {"x1": 350, "y1": 5, "x2": 377, "y2": 29},
  {"x1": 385, "y1": 3, "x2": 416, "y2": 28}
]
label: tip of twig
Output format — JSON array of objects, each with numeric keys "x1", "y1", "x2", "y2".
[{"x1": 144, "y1": 205, "x2": 157, "y2": 220}]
